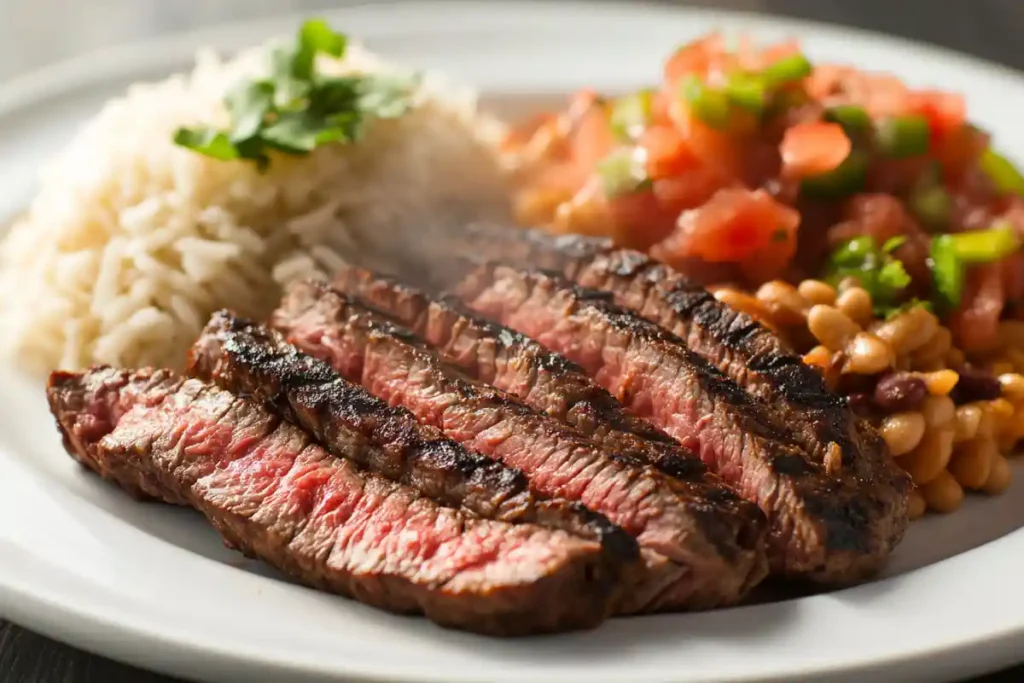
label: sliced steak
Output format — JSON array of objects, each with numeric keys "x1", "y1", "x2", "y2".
[
  {"x1": 272, "y1": 280, "x2": 767, "y2": 612},
  {"x1": 455, "y1": 263, "x2": 900, "y2": 583},
  {"x1": 47, "y1": 367, "x2": 619, "y2": 635},
  {"x1": 446, "y1": 225, "x2": 910, "y2": 556},
  {"x1": 188, "y1": 310, "x2": 634, "y2": 560},
  {"x1": 331, "y1": 265, "x2": 704, "y2": 480}
]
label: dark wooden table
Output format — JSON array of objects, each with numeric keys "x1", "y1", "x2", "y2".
[{"x1": 4, "y1": 0, "x2": 1024, "y2": 681}]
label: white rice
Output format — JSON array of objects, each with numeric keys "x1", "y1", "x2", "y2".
[{"x1": 0, "y1": 43, "x2": 511, "y2": 374}]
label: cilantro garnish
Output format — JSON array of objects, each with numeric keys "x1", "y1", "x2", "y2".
[
  {"x1": 823, "y1": 236, "x2": 914, "y2": 317},
  {"x1": 174, "y1": 18, "x2": 416, "y2": 170}
]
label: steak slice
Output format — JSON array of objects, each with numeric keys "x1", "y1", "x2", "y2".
[
  {"x1": 447, "y1": 224, "x2": 910, "y2": 557},
  {"x1": 188, "y1": 310, "x2": 635, "y2": 561},
  {"x1": 272, "y1": 280, "x2": 767, "y2": 612},
  {"x1": 332, "y1": 265, "x2": 707, "y2": 481},
  {"x1": 455, "y1": 263, "x2": 900, "y2": 583},
  {"x1": 47, "y1": 367, "x2": 619, "y2": 635}
]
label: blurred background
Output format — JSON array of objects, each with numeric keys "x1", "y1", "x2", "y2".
[
  {"x1": 2, "y1": 0, "x2": 1024, "y2": 78},
  {"x1": 2, "y1": 0, "x2": 1023, "y2": 681}
]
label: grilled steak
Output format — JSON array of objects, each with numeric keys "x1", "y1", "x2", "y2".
[
  {"x1": 455, "y1": 263, "x2": 901, "y2": 583},
  {"x1": 188, "y1": 310, "x2": 635, "y2": 560},
  {"x1": 332, "y1": 265, "x2": 709, "y2": 481},
  {"x1": 273, "y1": 280, "x2": 768, "y2": 612},
  {"x1": 47, "y1": 367, "x2": 619, "y2": 635},
  {"x1": 448, "y1": 225, "x2": 910, "y2": 550}
]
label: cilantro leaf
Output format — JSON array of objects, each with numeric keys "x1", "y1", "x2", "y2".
[
  {"x1": 173, "y1": 127, "x2": 239, "y2": 161},
  {"x1": 823, "y1": 236, "x2": 914, "y2": 317},
  {"x1": 358, "y1": 73, "x2": 418, "y2": 119},
  {"x1": 294, "y1": 18, "x2": 347, "y2": 79},
  {"x1": 172, "y1": 18, "x2": 415, "y2": 171},
  {"x1": 226, "y1": 80, "x2": 274, "y2": 142}
]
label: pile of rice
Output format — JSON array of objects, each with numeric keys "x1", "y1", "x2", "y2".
[{"x1": 0, "y1": 42, "x2": 511, "y2": 373}]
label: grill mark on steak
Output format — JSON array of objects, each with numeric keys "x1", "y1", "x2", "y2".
[
  {"x1": 272, "y1": 280, "x2": 768, "y2": 612},
  {"x1": 548, "y1": 240, "x2": 908, "y2": 548},
  {"x1": 47, "y1": 367, "x2": 619, "y2": 635},
  {"x1": 332, "y1": 265, "x2": 707, "y2": 481},
  {"x1": 333, "y1": 265, "x2": 768, "y2": 595},
  {"x1": 334, "y1": 265, "x2": 768, "y2": 559},
  {"x1": 455, "y1": 263, "x2": 897, "y2": 583},
  {"x1": 187, "y1": 311, "x2": 634, "y2": 561}
]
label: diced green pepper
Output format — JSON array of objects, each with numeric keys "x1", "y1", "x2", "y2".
[
  {"x1": 761, "y1": 53, "x2": 813, "y2": 87},
  {"x1": 980, "y1": 147, "x2": 1024, "y2": 196},
  {"x1": 950, "y1": 223, "x2": 1021, "y2": 263},
  {"x1": 610, "y1": 90, "x2": 654, "y2": 141},
  {"x1": 875, "y1": 115, "x2": 931, "y2": 158},
  {"x1": 725, "y1": 73, "x2": 767, "y2": 113},
  {"x1": 909, "y1": 174, "x2": 952, "y2": 232},
  {"x1": 681, "y1": 76, "x2": 731, "y2": 129},
  {"x1": 800, "y1": 150, "x2": 869, "y2": 199},
  {"x1": 825, "y1": 105, "x2": 872, "y2": 135},
  {"x1": 596, "y1": 149, "x2": 649, "y2": 197},
  {"x1": 929, "y1": 234, "x2": 964, "y2": 314}
]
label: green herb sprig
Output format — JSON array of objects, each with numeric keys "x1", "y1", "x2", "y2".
[
  {"x1": 823, "y1": 235, "x2": 917, "y2": 318},
  {"x1": 174, "y1": 18, "x2": 416, "y2": 170}
]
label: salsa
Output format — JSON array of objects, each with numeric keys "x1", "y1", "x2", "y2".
[{"x1": 502, "y1": 33, "x2": 1024, "y2": 352}]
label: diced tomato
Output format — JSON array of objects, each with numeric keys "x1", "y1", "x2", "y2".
[
  {"x1": 639, "y1": 125, "x2": 696, "y2": 178},
  {"x1": 663, "y1": 33, "x2": 727, "y2": 87},
  {"x1": 907, "y1": 90, "x2": 967, "y2": 140},
  {"x1": 671, "y1": 105, "x2": 742, "y2": 177},
  {"x1": 949, "y1": 262, "x2": 1005, "y2": 352},
  {"x1": 780, "y1": 122, "x2": 851, "y2": 178},
  {"x1": 653, "y1": 166, "x2": 733, "y2": 215},
  {"x1": 606, "y1": 189, "x2": 677, "y2": 251},
  {"x1": 571, "y1": 100, "x2": 616, "y2": 171},
  {"x1": 650, "y1": 188, "x2": 800, "y2": 264}
]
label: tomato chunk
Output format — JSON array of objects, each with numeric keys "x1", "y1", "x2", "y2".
[
  {"x1": 651, "y1": 188, "x2": 800, "y2": 264},
  {"x1": 780, "y1": 122, "x2": 852, "y2": 178}
]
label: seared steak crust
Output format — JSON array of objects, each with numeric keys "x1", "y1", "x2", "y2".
[
  {"x1": 456, "y1": 263, "x2": 901, "y2": 583},
  {"x1": 188, "y1": 310, "x2": 633, "y2": 557},
  {"x1": 272, "y1": 280, "x2": 768, "y2": 612},
  {"x1": 332, "y1": 265, "x2": 707, "y2": 481},
  {"x1": 47, "y1": 367, "x2": 619, "y2": 635}
]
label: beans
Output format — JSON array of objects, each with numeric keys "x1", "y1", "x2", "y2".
[
  {"x1": 984, "y1": 455, "x2": 1013, "y2": 495},
  {"x1": 950, "y1": 365, "x2": 1002, "y2": 403},
  {"x1": 990, "y1": 360, "x2": 1016, "y2": 377},
  {"x1": 756, "y1": 281, "x2": 807, "y2": 327},
  {"x1": 921, "y1": 470, "x2": 964, "y2": 513},
  {"x1": 998, "y1": 373, "x2": 1024, "y2": 403},
  {"x1": 946, "y1": 348, "x2": 966, "y2": 368},
  {"x1": 953, "y1": 404, "x2": 983, "y2": 443},
  {"x1": 873, "y1": 372, "x2": 927, "y2": 412},
  {"x1": 873, "y1": 306, "x2": 939, "y2": 355},
  {"x1": 807, "y1": 304, "x2": 860, "y2": 350},
  {"x1": 948, "y1": 438, "x2": 996, "y2": 490},
  {"x1": 797, "y1": 279, "x2": 836, "y2": 307},
  {"x1": 802, "y1": 345, "x2": 831, "y2": 370},
  {"x1": 921, "y1": 394, "x2": 955, "y2": 428},
  {"x1": 988, "y1": 398, "x2": 1015, "y2": 436},
  {"x1": 915, "y1": 369, "x2": 959, "y2": 396},
  {"x1": 714, "y1": 289, "x2": 770, "y2": 321},
  {"x1": 900, "y1": 428, "x2": 955, "y2": 485},
  {"x1": 843, "y1": 333, "x2": 895, "y2": 375},
  {"x1": 834, "y1": 287, "x2": 874, "y2": 327},
  {"x1": 911, "y1": 327, "x2": 952, "y2": 369},
  {"x1": 880, "y1": 412, "x2": 926, "y2": 456},
  {"x1": 907, "y1": 488, "x2": 927, "y2": 520}
]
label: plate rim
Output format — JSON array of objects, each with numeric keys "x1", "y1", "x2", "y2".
[{"x1": 2, "y1": 2, "x2": 1024, "y2": 682}]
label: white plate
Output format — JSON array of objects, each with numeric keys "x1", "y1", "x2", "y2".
[{"x1": 2, "y1": 2, "x2": 1024, "y2": 682}]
